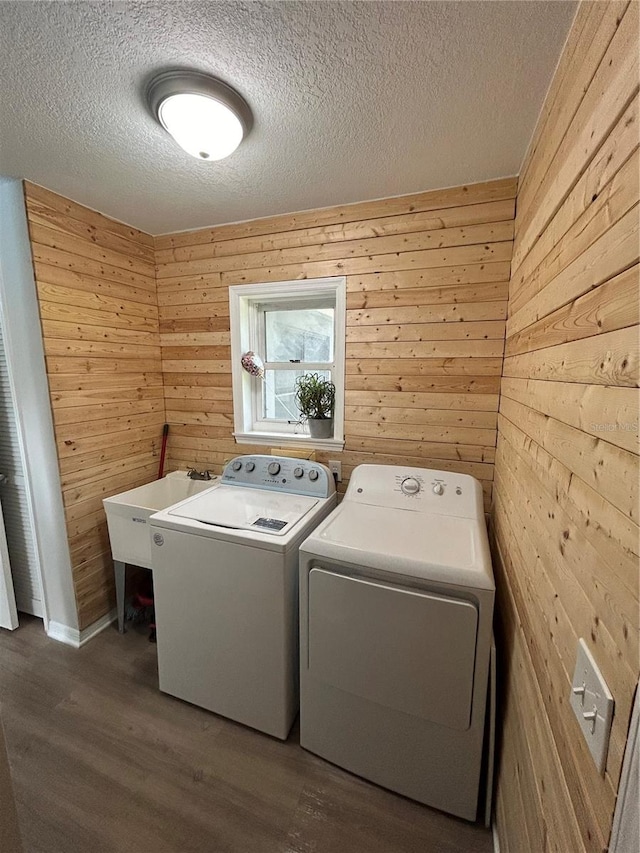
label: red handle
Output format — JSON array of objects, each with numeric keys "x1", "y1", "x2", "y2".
[{"x1": 157, "y1": 423, "x2": 169, "y2": 479}]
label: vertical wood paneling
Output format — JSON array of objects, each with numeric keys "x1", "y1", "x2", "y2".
[
  {"x1": 492, "y1": 3, "x2": 639, "y2": 850},
  {"x1": 24, "y1": 183, "x2": 164, "y2": 630},
  {"x1": 154, "y1": 179, "x2": 517, "y2": 510}
]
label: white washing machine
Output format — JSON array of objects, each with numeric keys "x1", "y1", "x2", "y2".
[
  {"x1": 150, "y1": 455, "x2": 336, "y2": 740},
  {"x1": 299, "y1": 464, "x2": 495, "y2": 821}
]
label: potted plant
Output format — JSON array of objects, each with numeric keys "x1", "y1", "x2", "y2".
[{"x1": 294, "y1": 373, "x2": 335, "y2": 439}]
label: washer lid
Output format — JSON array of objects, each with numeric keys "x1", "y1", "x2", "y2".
[
  {"x1": 167, "y1": 484, "x2": 319, "y2": 536},
  {"x1": 302, "y1": 502, "x2": 494, "y2": 590}
]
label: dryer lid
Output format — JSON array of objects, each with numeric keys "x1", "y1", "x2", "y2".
[
  {"x1": 167, "y1": 484, "x2": 319, "y2": 536},
  {"x1": 303, "y1": 502, "x2": 494, "y2": 590}
]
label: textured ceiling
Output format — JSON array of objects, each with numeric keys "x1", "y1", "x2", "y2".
[{"x1": 0, "y1": 1, "x2": 576, "y2": 235}]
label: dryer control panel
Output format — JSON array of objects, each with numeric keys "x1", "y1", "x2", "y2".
[
  {"x1": 221, "y1": 455, "x2": 335, "y2": 499},
  {"x1": 344, "y1": 464, "x2": 484, "y2": 520}
]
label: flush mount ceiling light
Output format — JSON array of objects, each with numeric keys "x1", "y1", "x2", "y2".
[{"x1": 147, "y1": 70, "x2": 253, "y2": 161}]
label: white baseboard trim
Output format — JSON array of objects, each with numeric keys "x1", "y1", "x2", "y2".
[
  {"x1": 46, "y1": 620, "x2": 80, "y2": 647},
  {"x1": 46, "y1": 609, "x2": 116, "y2": 648},
  {"x1": 492, "y1": 821, "x2": 500, "y2": 853}
]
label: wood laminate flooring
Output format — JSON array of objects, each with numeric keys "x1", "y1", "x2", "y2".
[{"x1": 0, "y1": 616, "x2": 493, "y2": 853}]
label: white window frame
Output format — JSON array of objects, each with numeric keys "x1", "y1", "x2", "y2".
[{"x1": 229, "y1": 277, "x2": 346, "y2": 451}]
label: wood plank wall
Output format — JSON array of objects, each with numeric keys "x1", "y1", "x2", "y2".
[
  {"x1": 23, "y1": 183, "x2": 165, "y2": 630},
  {"x1": 154, "y1": 178, "x2": 516, "y2": 512},
  {"x1": 492, "y1": 2, "x2": 639, "y2": 851}
]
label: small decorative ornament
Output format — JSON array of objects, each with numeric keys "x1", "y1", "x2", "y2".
[{"x1": 241, "y1": 351, "x2": 265, "y2": 378}]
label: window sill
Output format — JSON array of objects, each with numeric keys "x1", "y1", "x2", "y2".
[{"x1": 233, "y1": 431, "x2": 345, "y2": 452}]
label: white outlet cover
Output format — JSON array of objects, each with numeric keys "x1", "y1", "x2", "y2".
[{"x1": 570, "y1": 639, "x2": 614, "y2": 775}]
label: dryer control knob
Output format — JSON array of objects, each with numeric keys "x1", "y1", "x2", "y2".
[
  {"x1": 245, "y1": 461, "x2": 255, "y2": 472},
  {"x1": 433, "y1": 483, "x2": 444, "y2": 495},
  {"x1": 293, "y1": 467, "x2": 304, "y2": 479},
  {"x1": 308, "y1": 469, "x2": 319, "y2": 481},
  {"x1": 232, "y1": 460, "x2": 242, "y2": 472},
  {"x1": 267, "y1": 462, "x2": 281, "y2": 476},
  {"x1": 401, "y1": 477, "x2": 420, "y2": 495}
]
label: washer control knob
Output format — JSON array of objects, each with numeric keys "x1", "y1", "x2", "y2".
[
  {"x1": 245, "y1": 461, "x2": 255, "y2": 472},
  {"x1": 433, "y1": 483, "x2": 444, "y2": 495},
  {"x1": 401, "y1": 477, "x2": 420, "y2": 495},
  {"x1": 293, "y1": 466, "x2": 304, "y2": 479},
  {"x1": 232, "y1": 460, "x2": 242, "y2": 472},
  {"x1": 308, "y1": 469, "x2": 319, "y2": 481},
  {"x1": 267, "y1": 461, "x2": 281, "y2": 476}
]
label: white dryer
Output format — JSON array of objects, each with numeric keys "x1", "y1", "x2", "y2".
[
  {"x1": 150, "y1": 455, "x2": 336, "y2": 740},
  {"x1": 299, "y1": 464, "x2": 494, "y2": 821}
]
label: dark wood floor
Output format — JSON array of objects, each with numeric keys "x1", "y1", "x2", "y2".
[{"x1": 0, "y1": 616, "x2": 493, "y2": 853}]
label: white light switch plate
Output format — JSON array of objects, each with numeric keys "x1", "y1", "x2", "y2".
[{"x1": 570, "y1": 639, "x2": 614, "y2": 775}]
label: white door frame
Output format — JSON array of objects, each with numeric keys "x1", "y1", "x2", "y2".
[
  {"x1": 609, "y1": 682, "x2": 639, "y2": 852},
  {"x1": 0, "y1": 177, "x2": 78, "y2": 638}
]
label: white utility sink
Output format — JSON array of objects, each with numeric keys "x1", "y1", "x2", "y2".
[{"x1": 103, "y1": 470, "x2": 218, "y2": 569}]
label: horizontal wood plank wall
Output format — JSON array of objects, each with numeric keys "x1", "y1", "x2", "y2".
[
  {"x1": 23, "y1": 183, "x2": 164, "y2": 630},
  {"x1": 492, "y1": 2, "x2": 639, "y2": 851},
  {"x1": 155, "y1": 178, "x2": 517, "y2": 511}
]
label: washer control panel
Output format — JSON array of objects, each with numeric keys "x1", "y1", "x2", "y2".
[
  {"x1": 221, "y1": 455, "x2": 335, "y2": 498},
  {"x1": 345, "y1": 464, "x2": 483, "y2": 520}
]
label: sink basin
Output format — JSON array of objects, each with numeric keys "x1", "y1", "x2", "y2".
[{"x1": 103, "y1": 471, "x2": 218, "y2": 568}]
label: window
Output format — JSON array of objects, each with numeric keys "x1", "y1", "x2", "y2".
[{"x1": 229, "y1": 278, "x2": 346, "y2": 449}]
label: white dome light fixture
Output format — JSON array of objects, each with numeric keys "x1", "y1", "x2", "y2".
[{"x1": 147, "y1": 70, "x2": 253, "y2": 162}]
